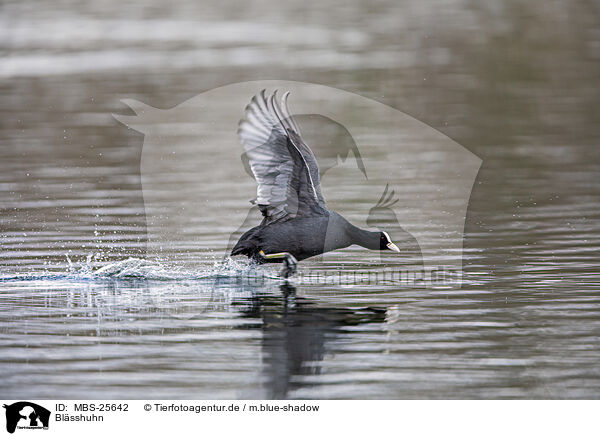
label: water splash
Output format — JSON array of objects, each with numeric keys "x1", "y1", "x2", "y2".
[{"x1": 0, "y1": 255, "x2": 277, "y2": 283}]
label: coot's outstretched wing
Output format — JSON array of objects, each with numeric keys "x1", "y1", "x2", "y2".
[{"x1": 238, "y1": 90, "x2": 327, "y2": 222}]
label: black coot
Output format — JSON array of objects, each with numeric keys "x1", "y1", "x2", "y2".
[{"x1": 231, "y1": 90, "x2": 400, "y2": 277}]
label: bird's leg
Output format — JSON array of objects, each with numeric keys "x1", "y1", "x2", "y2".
[
  {"x1": 282, "y1": 254, "x2": 298, "y2": 278},
  {"x1": 259, "y1": 250, "x2": 298, "y2": 278}
]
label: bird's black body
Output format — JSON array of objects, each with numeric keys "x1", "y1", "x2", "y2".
[
  {"x1": 232, "y1": 215, "x2": 330, "y2": 262},
  {"x1": 231, "y1": 90, "x2": 399, "y2": 275},
  {"x1": 232, "y1": 211, "x2": 384, "y2": 263}
]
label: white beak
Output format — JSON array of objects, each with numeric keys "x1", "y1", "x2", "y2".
[{"x1": 387, "y1": 242, "x2": 400, "y2": 253}]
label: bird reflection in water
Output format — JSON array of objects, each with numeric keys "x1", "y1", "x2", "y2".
[{"x1": 237, "y1": 282, "x2": 386, "y2": 399}]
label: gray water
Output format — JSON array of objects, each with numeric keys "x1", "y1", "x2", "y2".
[{"x1": 1, "y1": 0, "x2": 600, "y2": 399}]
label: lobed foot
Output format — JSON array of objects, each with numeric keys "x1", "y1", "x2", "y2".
[{"x1": 258, "y1": 250, "x2": 298, "y2": 278}]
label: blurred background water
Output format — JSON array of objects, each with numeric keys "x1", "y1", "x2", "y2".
[{"x1": 1, "y1": 0, "x2": 599, "y2": 399}]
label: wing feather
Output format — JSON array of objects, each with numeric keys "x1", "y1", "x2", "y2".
[{"x1": 237, "y1": 90, "x2": 327, "y2": 222}]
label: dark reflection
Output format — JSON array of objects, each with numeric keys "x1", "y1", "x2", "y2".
[{"x1": 236, "y1": 282, "x2": 386, "y2": 399}]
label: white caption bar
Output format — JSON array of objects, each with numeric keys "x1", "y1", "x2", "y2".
[{"x1": 0, "y1": 400, "x2": 596, "y2": 436}]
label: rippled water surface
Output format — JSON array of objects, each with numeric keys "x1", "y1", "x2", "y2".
[{"x1": 1, "y1": 0, "x2": 600, "y2": 399}]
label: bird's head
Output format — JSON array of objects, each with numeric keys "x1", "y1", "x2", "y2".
[{"x1": 379, "y1": 231, "x2": 400, "y2": 252}]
